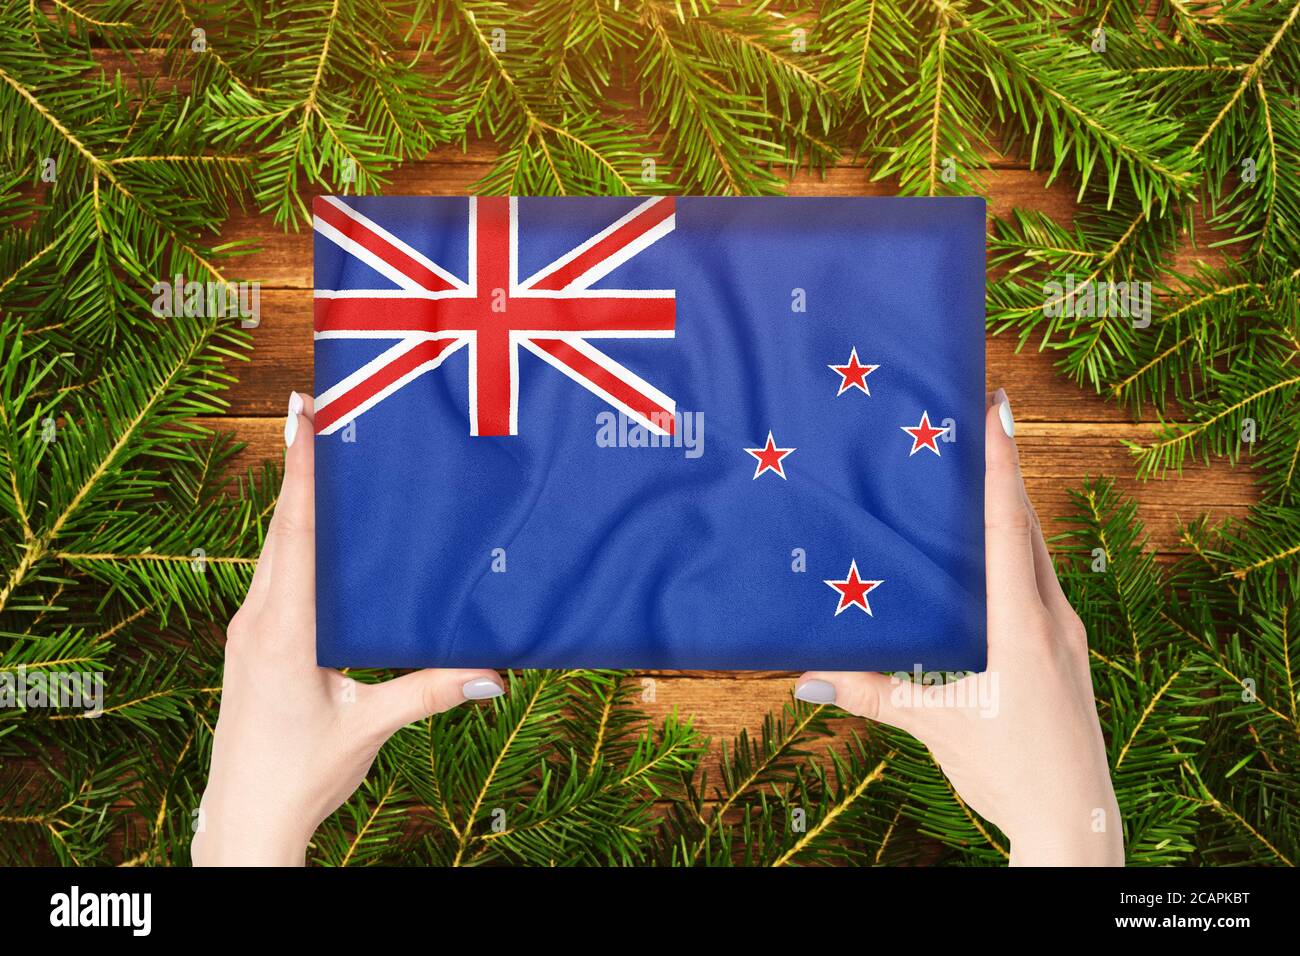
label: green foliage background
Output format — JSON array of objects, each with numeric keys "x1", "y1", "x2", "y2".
[{"x1": 0, "y1": 0, "x2": 1296, "y2": 865}]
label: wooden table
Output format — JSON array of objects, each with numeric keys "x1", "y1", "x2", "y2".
[{"x1": 214, "y1": 141, "x2": 1255, "y2": 760}]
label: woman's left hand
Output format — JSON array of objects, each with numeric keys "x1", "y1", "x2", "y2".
[{"x1": 191, "y1": 391, "x2": 506, "y2": 866}]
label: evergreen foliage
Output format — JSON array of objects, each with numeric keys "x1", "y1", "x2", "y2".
[{"x1": 0, "y1": 0, "x2": 1296, "y2": 865}]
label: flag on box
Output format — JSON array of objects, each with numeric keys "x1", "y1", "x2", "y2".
[{"x1": 313, "y1": 196, "x2": 986, "y2": 672}]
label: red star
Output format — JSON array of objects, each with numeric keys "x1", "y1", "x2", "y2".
[
  {"x1": 901, "y1": 410, "x2": 948, "y2": 457},
  {"x1": 823, "y1": 560, "x2": 883, "y2": 616},
  {"x1": 828, "y1": 348, "x2": 879, "y2": 396},
  {"x1": 745, "y1": 431, "x2": 795, "y2": 480}
]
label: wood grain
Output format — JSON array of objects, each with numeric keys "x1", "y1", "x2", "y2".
[
  {"x1": 211, "y1": 138, "x2": 1257, "y2": 762},
  {"x1": 222, "y1": 156, "x2": 1083, "y2": 286}
]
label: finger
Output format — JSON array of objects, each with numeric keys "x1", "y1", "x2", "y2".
[
  {"x1": 242, "y1": 513, "x2": 277, "y2": 613},
  {"x1": 985, "y1": 389, "x2": 1044, "y2": 620},
  {"x1": 1025, "y1": 493, "x2": 1075, "y2": 621},
  {"x1": 984, "y1": 392, "x2": 1073, "y2": 622},
  {"x1": 242, "y1": 392, "x2": 312, "y2": 608},
  {"x1": 363, "y1": 669, "x2": 505, "y2": 738},
  {"x1": 259, "y1": 391, "x2": 316, "y2": 614},
  {"x1": 795, "y1": 671, "x2": 930, "y2": 738}
]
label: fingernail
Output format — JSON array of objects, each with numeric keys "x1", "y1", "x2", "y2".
[
  {"x1": 284, "y1": 391, "x2": 303, "y2": 448},
  {"x1": 462, "y1": 678, "x2": 504, "y2": 700},
  {"x1": 994, "y1": 388, "x2": 1015, "y2": 439},
  {"x1": 794, "y1": 679, "x2": 836, "y2": 704}
]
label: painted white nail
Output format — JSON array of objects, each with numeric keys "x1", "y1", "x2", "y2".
[
  {"x1": 794, "y1": 679, "x2": 837, "y2": 704},
  {"x1": 285, "y1": 391, "x2": 303, "y2": 448},
  {"x1": 462, "y1": 678, "x2": 504, "y2": 700},
  {"x1": 998, "y1": 399, "x2": 1015, "y2": 439}
]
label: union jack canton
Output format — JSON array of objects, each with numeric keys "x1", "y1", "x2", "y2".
[{"x1": 313, "y1": 196, "x2": 678, "y2": 438}]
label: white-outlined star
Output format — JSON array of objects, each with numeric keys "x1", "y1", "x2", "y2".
[
  {"x1": 745, "y1": 431, "x2": 795, "y2": 479},
  {"x1": 901, "y1": 410, "x2": 949, "y2": 456},
  {"x1": 823, "y1": 560, "x2": 884, "y2": 616},
  {"x1": 828, "y1": 347, "x2": 880, "y2": 396}
]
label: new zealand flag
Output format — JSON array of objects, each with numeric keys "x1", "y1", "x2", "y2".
[{"x1": 313, "y1": 196, "x2": 986, "y2": 671}]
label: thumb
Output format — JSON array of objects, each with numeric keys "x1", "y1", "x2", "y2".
[
  {"x1": 363, "y1": 669, "x2": 505, "y2": 738},
  {"x1": 258, "y1": 391, "x2": 317, "y2": 614},
  {"x1": 984, "y1": 388, "x2": 1043, "y2": 619},
  {"x1": 795, "y1": 671, "x2": 928, "y2": 737}
]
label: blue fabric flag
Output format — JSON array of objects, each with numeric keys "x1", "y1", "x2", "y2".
[{"x1": 313, "y1": 196, "x2": 986, "y2": 671}]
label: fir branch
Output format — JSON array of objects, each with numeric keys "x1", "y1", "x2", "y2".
[
  {"x1": 2, "y1": 0, "x2": 1298, "y2": 869},
  {"x1": 768, "y1": 751, "x2": 891, "y2": 867},
  {"x1": 1188, "y1": 0, "x2": 1300, "y2": 155}
]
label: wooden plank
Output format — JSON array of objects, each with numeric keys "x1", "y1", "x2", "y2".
[
  {"x1": 211, "y1": 417, "x2": 1255, "y2": 555},
  {"x1": 85, "y1": 45, "x2": 1048, "y2": 177},
  {"x1": 628, "y1": 675, "x2": 860, "y2": 785},
  {"x1": 217, "y1": 159, "x2": 1079, "y2": 288}
]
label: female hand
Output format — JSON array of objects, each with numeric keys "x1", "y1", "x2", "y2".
[
  {"x1": 795, "y1": 389, "x2": 1123, "y2": 866},
  {"x1": 191, "y1": 392, "x2": 506, "y2": 866}
]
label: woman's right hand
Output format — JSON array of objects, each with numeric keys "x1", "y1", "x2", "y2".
[{"x1": 795, "y1": 389, "x2": 1123, "y2": 866}]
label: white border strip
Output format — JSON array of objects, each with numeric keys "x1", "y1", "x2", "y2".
[
  {"x1": 315, "y1": 336, "x2": 467, "y2": 436},
  {"x1": 317, "y1": 196, "x2": 468, "y2": 291},
  {"x1": 516, "y1": 198, "x2": 675, "y2": 293},
  {"x1": 520, "y1": 336, "x2": 676, "y2": 436}
]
